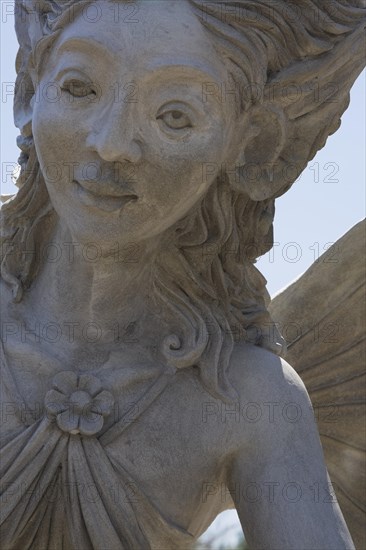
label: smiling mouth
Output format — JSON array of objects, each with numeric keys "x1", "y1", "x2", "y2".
[{"x1": 73, "y1": 180, "x2": 138, "y2": 212}]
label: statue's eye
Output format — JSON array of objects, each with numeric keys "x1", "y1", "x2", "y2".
[
  {"x1": 61, "y1": 80, "x2": 96, "y2": 98},
  {"x1": 157, "y1": 110, "x2": 192, "y2": 130}
]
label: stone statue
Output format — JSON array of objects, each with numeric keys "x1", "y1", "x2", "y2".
[
  {"x1": 270, "y1": 220, "x2": 366, "y2": 550},
  {"x1": 1, "y1": 1, "x2": 365, "y2": 548}
]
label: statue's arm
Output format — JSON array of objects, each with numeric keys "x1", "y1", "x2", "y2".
[{"x1": 227, "y1": 349, "x2": 355, "y2": 549}]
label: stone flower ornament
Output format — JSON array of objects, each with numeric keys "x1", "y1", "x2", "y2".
[{"x1": 45, "y1": 371, "x2": 114, "y2": 436}]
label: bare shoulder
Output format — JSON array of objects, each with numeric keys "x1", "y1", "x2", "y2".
[
  {"x1": 228, "y1": 340, "x2": 310, "y2": 404},
  {"x1": 225, "y1": 341, "x2": 316, "y2": 454}
]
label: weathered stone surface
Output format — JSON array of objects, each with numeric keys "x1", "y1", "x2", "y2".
[
  {"x1": 1, "y1": 1, "x2": 365, "y2": 548},
  {"x1": 270, "y1": 220, "x2": 366, "y2": 550}
]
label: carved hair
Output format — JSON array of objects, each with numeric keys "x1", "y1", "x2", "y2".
[{"x1": 1, "y1": 0, "x2": 364, "y2": 399}]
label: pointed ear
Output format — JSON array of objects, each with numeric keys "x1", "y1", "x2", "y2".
[
  {"x1": 230, "y1": 105, "x2": 288, "y2": 202},
  {"x1": 230, "y1": 21, "x2": 365, "y2": 204}
]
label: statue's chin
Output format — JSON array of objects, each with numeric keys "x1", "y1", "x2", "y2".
[{"x1": 51, "y1": 204, "x2": 165, "y2": 254}]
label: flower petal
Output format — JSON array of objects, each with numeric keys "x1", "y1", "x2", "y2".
[
  {"x1": 52, "y1": 371, "x2": 78, "y2": 395},
  {"x1": 57, "y1": 409, "x2": 80, "y2": 434},
  {"x1": 78, "y1": 374, "x2": 102, "y2": 397},
  {"x1": 44, "y1": 389, "x2": 68, "y2": 416},
  {"x1": 79, "y1": 414, "x2": 104, "y2": 436},
  {"x1": 91, "y1": 390, "x2": 115, "y2": 417}
]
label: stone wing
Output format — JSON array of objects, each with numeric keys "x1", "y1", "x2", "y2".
[{"x1": 269, "y1": 220, "x2": 366, "y2": 549}]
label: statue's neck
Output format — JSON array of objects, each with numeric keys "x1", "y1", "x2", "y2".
[{"x1": 22, "y1": 220, "x2": 162, "y2": 350}]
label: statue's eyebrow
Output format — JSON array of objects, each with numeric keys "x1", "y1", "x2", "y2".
[
  {"x1": 52, "y1": 40, "x2": 225, "y2": 85},
  {"x1": 55, "y1": 37, "x2": 114, "y2": 60},
  {"x1": 142, "y1": 61, "x2": 224, "y2": 84}
]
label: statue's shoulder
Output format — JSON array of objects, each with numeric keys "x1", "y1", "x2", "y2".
[
  {"x1": 228, "y1": 341, "x2": 308, "y2": 400},
  {"x1": 226, "y1": 341, "x2": 314, "y2": 452}
]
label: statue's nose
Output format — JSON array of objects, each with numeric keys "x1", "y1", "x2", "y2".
[{"x1": 86, "y1": 104, "x2": 142, "y2": 164}]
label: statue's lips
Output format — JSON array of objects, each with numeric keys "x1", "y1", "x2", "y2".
[
  {"x1": 75, "y1": 179, "x2": 137, "y2": 198},
  {"x1": 73, "y1": 180, "x2": 138, "y2": 212}
]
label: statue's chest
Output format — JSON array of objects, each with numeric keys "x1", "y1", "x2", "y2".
[
  {"x1": 1, "y1": 340, "x2": 230, "y2": 532},
  {"x1": 102, "y1": 373, "x2": 235, "y2": 531},
  {"x1": 1, "y1": 340, "x2": 168, "y2": 431}
]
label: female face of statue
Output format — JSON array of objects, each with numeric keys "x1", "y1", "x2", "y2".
[{"x1": 32, "y1": 0, "x2": 238, "y2": 246}]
